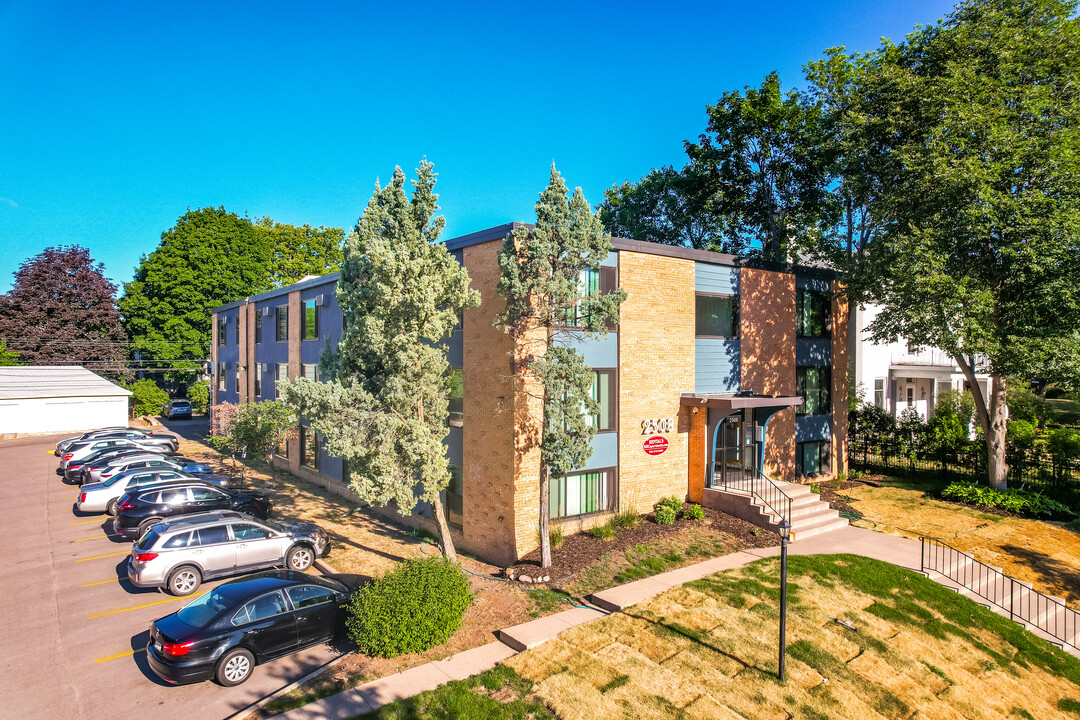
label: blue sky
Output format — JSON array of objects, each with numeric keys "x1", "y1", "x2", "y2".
[{"x1": 0, "y1": 0, "x2": 955, "y2": 294}]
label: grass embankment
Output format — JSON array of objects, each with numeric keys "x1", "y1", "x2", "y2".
[
  {"x1": 507, "y1": 554, "x2": 1080, "y2": 720},
  {"x1": 841, "y1": 481, "x2": 1080, "y2": 603}
]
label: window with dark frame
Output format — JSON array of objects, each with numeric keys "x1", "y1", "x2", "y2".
[
  {"x1": 302, "y1": 364, "x2": 319, "y2": 382},
  {"x1": 563, "y1": 266, "x2": 617, "y2": 329},
  {"x1": 254, "y1": 364, "x2": 262, "y2": 397},
  {"x1": 217, "y1": 362, "x2": 226, "y2": 391},
  {"x1": 588, "y1": 369, "x2": 616, "y2": 432},
  {"x1": 874, "y1": 378, "x2": 885, "y2": 408},
  {"x1": 795, "y1": 289, "x2": 830, "y2": 338},
  {"x1": 695, "y1": 294, "x2": 738, "y2": 337},
  {"x1": 255, "y1": 311, "x2": 263, "y2": 344},
  {"x1": 276, "y1": 306, "x2": 288, "y2": 342},
  {"x1": 302, "y1": 299, "x2": 318, "y2": 340},
  {"x1": 235, "y1": 316, "x2": 240, "y2": 345},
  {"x1": 276, "y1": 364, "x2": 288, "y2": 399},
  {"x1": 218, "y1": 317, "x2": 227, "y2": 346},
  {"x1": 445, "y1": 464, "x2": 463, "y2": 529},
  {"x1": 300, "y1": 425, "x2": 319, "y2": 470},
  {"x1": 448, "y1": 368, "x2": 463, "y2": 427},
  {"x1": 549, "y1": 468, "x2": 616, "y2": 519},
  {"x1": 796, "y1": 367, "x2": 831, "y2": 415},
  {"x1": 796, "y1": 440, "x2": 832, "y2": 476}
]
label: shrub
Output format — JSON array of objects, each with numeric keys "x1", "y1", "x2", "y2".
[
  {"x1": 1048, "y1": 428, "x2": 1080, "y2": 463},
  {"x1": 345, "y1": 557, "x2": 472, "y2": 657},
  {"x1": 188, "y1": 380, "x2": 209, "y2": 414},
  {"x1": 810, "y1": 484, "x2": 821, "y2": 494},
  {"x1": 124, "y1": 379, "x2": 170, "y2": 417},
  {"x1": 1007, "y1": 420, "x2": 1038, "y2": 452},
  {"x1": 612, "y1": 506, "x2": 640, "y2": 529},
  {"x1": 587, "y1": 521, "x2": 616, "y2": 540},
  {"x1": 655, "y1": 496, "x2": 682, "y2": 525},
  {"x1": 684, "y1": 504, "x2": 706, "y2": 520},
  {"x1": 549, "y1": 522, "x2": 564, "y2": 549},
  {"x1": 940, "y1": 482, "x2": 1073, "y2": 518}
]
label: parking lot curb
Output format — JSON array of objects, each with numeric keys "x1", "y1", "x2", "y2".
[
  {"x1": 313, "y1": 557, "x2": 340, "y2": 575},
  {"x1": 225, "y1": 651, "x2": 351, "y2": 720}
]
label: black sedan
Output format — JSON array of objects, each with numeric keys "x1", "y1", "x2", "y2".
[
  {"x1": 113, "y1": 482, "x2": 272, "y2": 539},
  {"x1": 147, "y1": 571, "x2": 350, "y2": 685}
]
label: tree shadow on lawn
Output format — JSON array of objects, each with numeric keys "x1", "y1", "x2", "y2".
[{"x1": 1000, "y1": 544, "x2": 1080, "y2": 604}]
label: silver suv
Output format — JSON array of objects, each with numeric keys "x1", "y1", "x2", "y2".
[{"x1": 127, "y1": 512, "x2": 331, "y2": 595}]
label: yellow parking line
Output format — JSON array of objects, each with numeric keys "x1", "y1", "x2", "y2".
[
  {"x1": 76, "y1": 551, "x2": 130, "y2": 563},
  {"x1": 88, "y1": 596, "x2": 184, "y2": 619},
  {"x1": 46, "y1": 450, "x2": 54, "y2": 455},
  {"x1": 74, "y1": 535, "x2": 109, "y2": 542},
  {"x1": 95, "y1": 648, "x2": 146, "y2": 663},
  {"x1": 69, "y1": 519, "x2": 103, "y2": 525},
  {"x1": 83, "y1": 578, "x2": 119, "y2": 587}
]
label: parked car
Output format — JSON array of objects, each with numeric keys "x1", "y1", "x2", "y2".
[
  {"x1": 128, "y1": 512, "x2": 330, "y2": 594},
  {"x1": 146, "y1": 570, "x2": 351, "y2": 685},
  {"x1": 55, "y1": 427, "x2": 144, "y2": 453},
  {"x1": 163, "y1": 399, "x2": 193, "y2": 419},
  {"x1": 113, "y1": 482, "x2": 272, "y2": 539},
  {"x1": 77, "y1": 470, "x2": 230, "y2": 515},
  {"x1": 82, "y1": 455, "x2": 185, "y2": 485},
  {"x1": 59, "y1": 438, "x2": 164, "y2": 470},
  {"x1": 64, "y1": 447, "x2": 152, "y2": 482}
]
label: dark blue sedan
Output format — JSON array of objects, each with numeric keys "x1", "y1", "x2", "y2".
[{"x1": 147, "y1": 571, "x2": 351, "y2": 685}]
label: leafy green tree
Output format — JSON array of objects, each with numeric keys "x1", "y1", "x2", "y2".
[
  {"x1": 932, "y1": 389, "x2": 976, "y2": 436},
  {"x1": 187, "y1": 380, "x2": 209, "y2": 414},
  {"x1": 281, "y1": 161, "x2": 479, "y2": 561},
  {"x1": 1007, "y1": 384, "x2": 1049, "y2": 427},
  {"x1": 230, "y1": 400, "x2": 296, "y2": 480},
  {"x1": 0, "y1": 339, "x2": 20, "y2": 366},
  {"x1": 123, "y1": 379, "x2": 169, "y2": 417},
  {"x1": 254, "y1": 218, "x2": 344, "y2": 288},
  {"x1": 0, "y1": 245, "x2": 128, "y2": 378},
  {"x1": 496, "y1": 165, "x2": 626, "y2": 568},
  {"x1": 813, "y1": 0, "x2": 1080, "y2": 490},
  {"x1": 120, "y1": 208, "x2": 345, "y2": 383},
  {"x1": 1006, "y1": 419, "x2": 1038, "y2": 452}
]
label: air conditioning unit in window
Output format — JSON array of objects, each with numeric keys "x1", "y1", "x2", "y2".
[
  {"x1": 315, "y1": 294, "x2": 326, "y2": 306},
  {"x1": 262, "y1": 307, "x2": 271, "y2": 317}
]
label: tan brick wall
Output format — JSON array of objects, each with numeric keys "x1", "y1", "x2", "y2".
[
  {"x1": 831, "y1": 282, "x2": 850, "y2": 476},
  {"x1": 617, "y1": 250, "x2": 695, "y2": 512},
  {"x1": 460, "y1": 241, "x2": 520, "y2": 566},
  {"x1": 740, "y1": 267, "x2": 796, "y2": 481}
]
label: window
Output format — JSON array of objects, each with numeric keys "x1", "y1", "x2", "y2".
[
  {"x1": 587, "y1": 369, "x2": 616, "y2": 432},
  {"x1": 276, "y1": 306, "x2": 289, "y2": 342},
  {"x1": 232, "y1": 523, "x2": 272, "y2": 541},
  {"x1": 233, "y1": 591, "x2": 288, "y2": 625},
  {"x1": 696, "y1": 294, "x2": 738, "y2": 337},
  {"x1": 301, "y1": 425, "x2": 319, "y2": 470},
  {"x1": 286, "y1": 585, "x2": 336, "y2": 610},
  {"x1": 563, "y1": 267, "x2": 618, "y2": 328},
  {"x1": 446, "y1": 464, "x2": 463, "y2": 529},
  {"x1": 163, "y1": 532, "x2": 193, "y2": 549},
  {"x1": 195, "y1": 525, "x2": 229, "y2": 545},
  {"x1": 217, "y1": 362, "x2": 226, "y2": 391},
  {"x1": 302, "y1": 299, "x2": 318, "y2": 340},
  {"x1": 796, "y1": 367, "x2": 831, "y2": 416},
  {"x1": 218, "y1": 317, "x2": 227, "y2": 346},
  {"x1": 159, "y1": 487, "x2": 190, "y2": 505},
  {"x1": 448, "y1": 368, "x2": 463, "y2": 427},
  {"x1": 254, "y1": 364, "x2": 262, "y2": 397},
  {"x1": 874, "y1": 378, "x2": 885, "y2": 408},
  {"x1": 255, "y1": 311, "x2": 263, "y2": 344},
  {"x1": 235, "y1": 316, "x2": 240, "y2": 345},
  {"x1": 796, "y1": 441, "x2": 832, "y2": 477},
  {"x1": 302, "y1": 364, "x2": 319, "y2": 382},
  {"x1": 550, "y1": 469, "x2": 616, "y2": 519},
  {"x1": 795, "y1": 289, "x2": 830, "y2": 338},
  {"x1": 276, "y1": 364, "x2": 288, "y2": 399}
]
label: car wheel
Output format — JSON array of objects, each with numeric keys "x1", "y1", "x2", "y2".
[
  {"x1": 137, "y1": 517, "x2": 162, "y2": 537},
  {"x1": 168, "y1": 566, "x2": 202, "y2": 596},
  {"x1": 215, "y1": 647, "x2": 255, "y2": 687},
  {"x1": 105, "y1": 498, "x2": 117, "y2": 516},
  {"x1": 237, "y1": 504, "x2": 257, "y2": 517},
  {"x1": 287, "y1": 545, "x2": 314, "y2": 571}
]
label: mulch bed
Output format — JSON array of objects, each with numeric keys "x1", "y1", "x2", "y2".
[{"x1": 507, "y1": 505, "x2": 780, "y2": 583}]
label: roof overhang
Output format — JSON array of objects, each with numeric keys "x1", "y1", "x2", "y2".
[{"x1": 680, "y1": 392, "x2": 803, "y2": 412}]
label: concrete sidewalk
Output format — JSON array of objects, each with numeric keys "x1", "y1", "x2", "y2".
[{"x1": 269, "y1": 525, "x2": 1075, "y2": 719}]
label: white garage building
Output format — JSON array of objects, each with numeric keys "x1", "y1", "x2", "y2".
[{"x1": 0, "y1": 366, "x2": 131, "y2": 436}]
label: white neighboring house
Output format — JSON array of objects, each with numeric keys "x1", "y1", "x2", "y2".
[
  {"x1": 0, "y1": 366, "x2": 132, "y2": 436},
  {"x1": 853, "y1": 304, "x2": 991, "y2": 421}
]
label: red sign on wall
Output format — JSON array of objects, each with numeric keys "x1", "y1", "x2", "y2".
[{"x1": 643, "y1": 435, "x2": 669, "y2": 456}]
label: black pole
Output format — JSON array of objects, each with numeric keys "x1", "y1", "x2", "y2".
[{"x1": 779, "y1": 535, "x2": 788, "y2": 682}]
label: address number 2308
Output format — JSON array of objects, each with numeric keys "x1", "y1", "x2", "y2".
[{"x1": 641, "y1": 418, "x2": 674, "y2": 435}]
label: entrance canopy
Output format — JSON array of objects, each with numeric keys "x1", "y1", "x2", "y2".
[{"x1": 680, "y1": 392, "x2": 803, "y2": 412}]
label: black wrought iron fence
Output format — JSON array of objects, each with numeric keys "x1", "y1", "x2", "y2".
[
  {"x1": 714, "y1": 467, "x2": 793, "y2": 529},
  {"x1": 921, "y1": 536, "x2": 1079, "y2": 650}
]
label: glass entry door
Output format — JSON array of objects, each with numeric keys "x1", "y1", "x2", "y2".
[{"x1": 713, "y1": 411, "x2": 759, "y2": 490}]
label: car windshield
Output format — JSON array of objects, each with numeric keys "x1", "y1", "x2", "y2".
[{"x1": 175, "y1": 589, "x2": 233, "y2": 629}]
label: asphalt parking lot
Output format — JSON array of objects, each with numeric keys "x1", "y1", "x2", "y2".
[{"x1": 0, "y1": 432, "x2": 340, "y2": 720}]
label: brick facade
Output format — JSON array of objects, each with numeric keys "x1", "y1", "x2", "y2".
[
  {"x1": 617, "y1": 251, "x2": 696, "y2": 511},
  {"x1": 739, "y1": 267, "x2": 797, "y2": 481}
]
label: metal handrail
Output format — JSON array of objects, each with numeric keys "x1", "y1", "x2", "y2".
[
  {"x1": 715, "y1": 467, "x2": 793, "y2": 529},
  {"x1": 920, "y1": 536, "x2": 1079, "y2": 650}
]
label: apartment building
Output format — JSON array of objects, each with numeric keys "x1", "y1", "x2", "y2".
[{"x1": 212, "y1": 223, "x2": 849, "y2": 565}]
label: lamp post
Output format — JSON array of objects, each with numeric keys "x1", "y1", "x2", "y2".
[{"x1": 777, "y1": 518, "x2": 791, "y2": 682}]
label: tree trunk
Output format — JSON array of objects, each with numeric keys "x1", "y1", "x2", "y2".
[
  {"x1": 430, "y1": 492, "x2": 458, "y2": 562},
  {"x1": 539, "y1": 463, "x2": 551, "y2": 569},
  {"x1": 954, "y1": 356, "x2": 1008, "y2": 491}
]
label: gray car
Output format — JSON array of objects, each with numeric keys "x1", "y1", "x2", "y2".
[
  {"x1": 77, "y1": 470, "x2": 229, "y2": 515},
  {"x1": 83, "y1": 454, "x2": 185, "y2": 485},
  {"x1": 127, "y1": 512, "x2": 330, "y2": 595}
]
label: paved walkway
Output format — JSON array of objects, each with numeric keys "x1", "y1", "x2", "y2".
[{"x1": 270, "y1": 526, "x2": 1075, "y2": 720}]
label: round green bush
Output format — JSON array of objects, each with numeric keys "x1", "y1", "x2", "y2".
[
  {"x1": 655, "y1": 504, "x2": 677, "y2": 525},
  {"x1": 684, "y1": 503, "x2": 706, "y2": 520},
  {"x1": 345, "y1": 556, "x2": 472, "y2": 657}
]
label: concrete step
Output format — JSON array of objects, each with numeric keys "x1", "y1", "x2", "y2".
[{"x1": 791, "y1": 517, "x2": 849, "y2": 541}]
